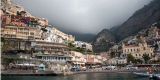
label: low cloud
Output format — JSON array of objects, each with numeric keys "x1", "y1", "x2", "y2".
[{"x1": 13, "y1": 0, "x2": 152, "y2": 34}]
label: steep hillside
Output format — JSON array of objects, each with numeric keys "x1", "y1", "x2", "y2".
[
  {"x1": 92, "y1": 29, "x2": 116, "y2": 53},
  {"x1": 93, "y1": 0, "x2": 160, "y2": 53},
  {"x1": 112, "y1": 0, "x2": 160, "y2": 41}
]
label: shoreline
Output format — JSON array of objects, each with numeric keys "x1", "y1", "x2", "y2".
[{"x1": 1, "y1": 69, "x2": 145, "y2": 76}]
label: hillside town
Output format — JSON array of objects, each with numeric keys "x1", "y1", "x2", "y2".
[
  {"x1": 1, "y1": 0, "x2": 107, "y2": 74},
  {"x1": 107, "y1": 23, "x2": 160, "y2": 65},
  {"x1": 1, "y1": 0, "x2": 160, "y2": 77}
]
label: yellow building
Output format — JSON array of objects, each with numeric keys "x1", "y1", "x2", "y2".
[
  {"x1": 122, "y1": 39, "x2": 154, "y2": 59},
  {"x1": 1, "y1": 26, "x2": 41, "y2": 40}
]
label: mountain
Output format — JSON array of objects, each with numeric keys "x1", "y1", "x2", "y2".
[
  {"x1": 111, "y1": 0, "x2": 160, "y2": 41},
  {"x1": 93, "y1": 0, "x2": 160, "y2": 53},
  {"x1": 92, "y1": 29, "x2": 116, "y2": 53},
  {"x1": 93, "y1": 29, "x2": 116, "y2": 43}
]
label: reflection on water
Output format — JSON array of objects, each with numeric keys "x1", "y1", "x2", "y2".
[{"x1": 2, "y1": 73, "x2": 149, "y2": 80}]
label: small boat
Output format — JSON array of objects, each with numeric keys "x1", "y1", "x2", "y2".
[
  {"x1": 133, "y1": 72, "x2": 160, "y2": 80},
  {"x1": 133, "y1": 72, "x2": 153, "y2": 77},
  {"x1": 152, "y1": 74, "x2": 160, "y2": 80}
]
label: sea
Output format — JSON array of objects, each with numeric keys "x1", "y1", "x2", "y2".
[{"x1": 2, "y1": 72, "x2": 150, "y2": 80}]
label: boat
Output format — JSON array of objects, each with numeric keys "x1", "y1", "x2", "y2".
[
  {"x1": 133, "y1": 72, "x2": 153, "y2": 77},
  {"x1": 133, "y1": 72, "x2": 160, "y2": 80},
  {"x1": 152, "y1": 74, "x2": 160, "y2": 80}
]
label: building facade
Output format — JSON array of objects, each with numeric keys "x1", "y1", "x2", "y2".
[
  {"x1": 35, "y1": 54, "x2": 72, "y2": 64},
  {"x1": 31, "y1": 41, "x2": 70, "y2": 55},
  {"x1": 107, "y1": 58, "x2": 127, "y2": 65},
  {"x1": 1, "y1": 26, "x2": 41, "y2": 40},
  {"x1": 52, "y1": 27, "x2": 75, "y2": 42},
  {"x1": 73, "y1": 41, "x2": 93, "y2": 51},
  {"x1": 122, "y1": 37, "x2": 154, "y2": 59},
  {"x1": 69, "y1": 51, "x2": 86, "y2": 68}
]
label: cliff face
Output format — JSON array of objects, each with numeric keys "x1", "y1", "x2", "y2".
[
  {"x1": 92, "y1": 29, "x2": 116, "y2": 53},
  {"x1": 93, "y1": 29, "x2": 116, "y2": 43},
  {"x1": 111, "y1": 0, "x2": 160, "y2": 41},
  {"x1": 93, "y1": 0, "x2": 160, "y2": 53}
]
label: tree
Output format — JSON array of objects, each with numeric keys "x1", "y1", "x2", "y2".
[
  {"x1": 110, "y1": 52, "x2": 116, "y2": 58},
  {"x1": 1, "y1": 39, "x2": 13, "y2": 52},
  {"x1": 127, "y1": 54, "x2": 135, "y2": 64},
  {"x1": 68, "y1": 42, "x2": 75, "y2": 48},
  {"x1": 135, "y1": 59, "x2": 143, "y2": 64},
  {"x1": 142, "y1": 54, "x2": 151, "y2": 64}
]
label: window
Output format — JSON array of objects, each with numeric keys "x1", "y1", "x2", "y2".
[
  {"x1": 61, "y1": 57, "x2": 64, "y2": 60},
  {"x1": 30, "y1": 32, "x2": 34, "y2": 35},
  {"x1": 64, "y1": 57, "x2": 66, "y2": 60},
  {"x1": 143, "y1": 47, "x2": 146, "y2": 50}
]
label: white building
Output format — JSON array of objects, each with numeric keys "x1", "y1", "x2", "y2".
[
  {"x1": 36, "y1": 26, "x2": 66, "y2": 44},
  {"x1": 108, "y1": 57, "x2": 127, "y2": 65},
  {"x1": 73, "y1": 41, "x2": 93, "y2": 51},
  {"x1": 85, "y1": 54, "x2": 103, "y2": 64},
  {"x1": 52, "y1": 27, "x2": 75, "y2": 42},
  {"x1": 35, "y1": 54, "x2": 72, "y2": 64},
  {"x1": 39, "y1": 26, "x2": 75, "y2": 44},
  {"x1": 94, "y1": 55, "x2": 103, "y2": 64},
  {"x1": 69, "y1": 51, "x2": 86, "y2": 68}
]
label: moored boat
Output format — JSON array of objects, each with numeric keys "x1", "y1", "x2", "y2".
[
  {"x1": 152, "y1": 74, "x2": 160, "y2": 80},
  {"x1": 133, "y1": 72, "x2": 153, "y2": 77},
  {"x1": 133, "y1": 72, "x2": 160, "y2": 80}
]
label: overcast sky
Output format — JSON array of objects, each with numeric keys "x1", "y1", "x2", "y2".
[{"x1": 13, "y1": 0, "x2": 152, "y2": 34}]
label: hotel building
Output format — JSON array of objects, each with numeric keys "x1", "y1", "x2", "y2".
[
  {"x1": 69, "y1": 51, "x2": 86, "y2": 68},
  {"x1": 122, "y1": 37, "x2": 154, "y2": 59},
  {"x1": 1, "y1": 26, "x2": 41, "y2": 40}
]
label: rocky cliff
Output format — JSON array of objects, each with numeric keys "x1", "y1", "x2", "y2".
[{"x1": 93, "y1": 0, "x2": 160, "y2": 53}]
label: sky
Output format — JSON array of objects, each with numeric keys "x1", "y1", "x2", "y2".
[{"x1": 13, "y1": 0, "x2": 152, "y2": 34}]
